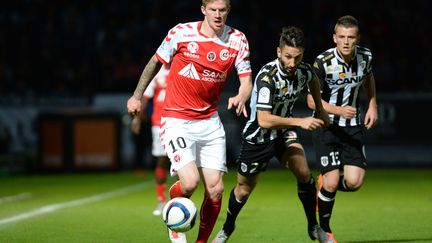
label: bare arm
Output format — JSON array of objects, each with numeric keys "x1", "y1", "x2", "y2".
[
  {"x1": 227, "y1": 75, "x2": 253, "y2": 117},
  {"x1": 257, "y1": 110, "x2": 324, "y2": 131},
  {"x1": 127, "y1": 55, "x2": 163, "y2": 116},
  {"x1": 363, "y1": 74, "x2": 378, "y2": 129},
  {"x1": 307, "y1": 93, "x2": 356, "y2": 120},
  {"x1": 133, "y1": 55, "x2": 163, "y2": 100}
]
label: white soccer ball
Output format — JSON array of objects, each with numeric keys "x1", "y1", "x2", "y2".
[{"x1": 162, "y1": 197, "x2": 197, "y2": 232}]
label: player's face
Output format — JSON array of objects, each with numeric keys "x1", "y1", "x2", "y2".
[
  {"x1": 201, "y1": 0, "x2": 230, "y2": 33},
  {"x1": 333, "y1": 26, "x2": 359, "y2": 60},
  {"x1": 277, "y1": 45, "x2": 304, "y2": 76}
]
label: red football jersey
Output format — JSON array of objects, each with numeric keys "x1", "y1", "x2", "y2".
[
  {"x1": 143, "y1": 65, "x2": 169, "y2": 126},
  {"x1": 155, "y1": 21, "x2": 252, "y2": 120}
]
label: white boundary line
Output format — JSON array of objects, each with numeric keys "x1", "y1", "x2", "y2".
[{"x1": 0, "y1": 181, "x2": 153, "y2": 226}]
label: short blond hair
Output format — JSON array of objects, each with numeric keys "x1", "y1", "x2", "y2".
[{"x1": 202, "y1": 0, "x2": 231, "y2": 9}]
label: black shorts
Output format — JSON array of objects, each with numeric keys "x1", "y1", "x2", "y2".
[
  {"x1": 312, "y1": 124, "x2": 367, "y2": 173},
  {"x1": 236, "y1": 129, "x2": 300, "y2": 177}
]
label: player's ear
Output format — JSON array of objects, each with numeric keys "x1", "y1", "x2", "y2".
[
  {"x1": 277, "y1": 47, "x2": 281, "y2": 58},
  {"x1": 333, "y1": 34, "x2": 337, "y2": 44},
  {"x1": 201, "y1": 5, "x2": 206, "y2": 15}
]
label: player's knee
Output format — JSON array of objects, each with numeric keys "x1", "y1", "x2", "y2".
[
  {"x1": 182, "y1": 180, "x2": 200, "y2": 195},
  {"x1": 325, "y1": 179, "x2": 339, "y2": 191},
  {"x1": 345, "y1": 178, "x2": 363, "y2": 191},
  {"x1": 235, "y1": 184, "x2": 253, "y2": 201}
]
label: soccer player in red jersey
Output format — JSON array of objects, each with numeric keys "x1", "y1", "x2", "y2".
[
  {"x1": 127, "y1": 1, "x2": 253, "y2": 242},
  {"x1": 130, "y1": 65, "x2": 170, "y2": 216}
]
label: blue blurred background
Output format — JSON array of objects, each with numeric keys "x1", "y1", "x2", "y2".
[{"x1": 0, "y1": 0, "x2": 431, "y2": 175}]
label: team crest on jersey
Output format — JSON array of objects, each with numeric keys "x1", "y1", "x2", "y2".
[
  {"x1": 207, "y1": 51, "x2": 216, "y2": 61},
  {"x1": 339, "y1": 73, "x2": 346, "y2": 79},
  {"x1": 360, "y1": 60, "x2": 366, "y2": 69},
  {"x1": 320, "y1": 156, "x2": 329, "y2": 167},
  {"x1": 187, "y1": 42, "x2": 199, "y2": 53},
  {"x1": 174, "y1": 154, "x2": 181, "y2": 163},
  {"x1": 240, "y1": 162, "x2": 247, "y2": 173}
]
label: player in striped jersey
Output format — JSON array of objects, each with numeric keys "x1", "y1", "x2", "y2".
[
  {"x1": 307, "y1": 15, "x2": 379, "y2": 242},
  {"x1": 214, "y1": 26, "x2": 329, "y2": 243}
]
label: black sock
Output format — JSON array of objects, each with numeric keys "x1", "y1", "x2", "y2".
[
  {"x1": 297, "y1": 177, "x2": 318, "y2": 230},
  {"x1": 223, "y1": 189, "x2": 247, "y2": 235},
  {"x1": 318, "y1": 187, "x2": 336, "y2": 233}
]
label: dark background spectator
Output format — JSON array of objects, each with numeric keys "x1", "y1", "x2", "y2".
[{"x1": 0, "y1": 0, "x2": 430, "y2": 99}]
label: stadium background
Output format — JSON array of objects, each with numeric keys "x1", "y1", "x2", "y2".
[{"x1": 0, "y1": 0, "x2": 431, "y2": 174}]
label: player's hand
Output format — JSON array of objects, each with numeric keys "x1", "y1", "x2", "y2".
[
  {"x1": 364, "y1": 105, "x2": 378, "y2": 130},
  {"x1": 340, "y1": 106, "x2": 357, "y2": 119},
  {"x1": 127, "y1": 96, "x2": 142, "y2": 117},
  {"x1": 300, "y1": 117, "x2": 325, "y2": 131},
  {"x1": 130, "y1": 117, "x2": 142, "y2": 135},
  {"x1": 228, "y1": 95, "x2": 248, "y2": 117}
]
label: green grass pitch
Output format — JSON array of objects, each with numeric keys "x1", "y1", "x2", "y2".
[{"x1": 0, "y1": 168, "x2": 431, "y2": 242}]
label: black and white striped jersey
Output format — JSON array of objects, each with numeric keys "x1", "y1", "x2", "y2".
[
  {"x1": 242, "y1": 59, "x2": 314, "y2": 144},
  {"x1": 313, "y1": 45, "x2": 373, "y2": 127}
]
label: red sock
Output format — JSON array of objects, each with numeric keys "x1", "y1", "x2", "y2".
[
  {"x1": 155, "y1": 167, "x2": 167, "y2": 203},
  {"x1": 155, "y1": 184, "x2": 166, "y2": 203},
  {"x1": 169, "y1": 180, "x2": 187, "y2": 199},
  {"x1": 196, "y1": 196, "x2": 222, "y2": 243}
]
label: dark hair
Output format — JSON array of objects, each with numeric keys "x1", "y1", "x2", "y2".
[
  {"x1": 334, "y1": 15, "x2": 359, "y2": 33},
  {"x1": 279, "y1": 26, "x2": 304, "y2": 49}
]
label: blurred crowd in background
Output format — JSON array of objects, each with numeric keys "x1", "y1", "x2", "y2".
[{"x1": 0, "y1": 0, "x2": 430, "y2": 100}]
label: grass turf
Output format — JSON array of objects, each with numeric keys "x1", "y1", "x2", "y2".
[{"x1": 0, "y1": 169, "x2": 431, "y2": 242}]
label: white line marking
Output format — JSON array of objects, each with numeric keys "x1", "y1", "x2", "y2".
[
  {"x1": 0, "y1": 181, "x2": 152, "y2": 226},
  {"x1": 0, "y1": 193, "x2": 32, "y2": 204}
]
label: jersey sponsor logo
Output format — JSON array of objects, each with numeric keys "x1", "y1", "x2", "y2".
[
  {"x1": 320, "y1": 156, "x2": 329, "y2": 167},
  {"x1": 228, "y1": 40, "x2": 240, "y2": 49},
  {"x1": 219, "y1": 49, "x2": 236, "y2": 61},
  {"x1": 178, "y1": 63, "x2": 200, "y2": 80},
  {"x1": 274, "y1": 92, "x2": 299, "y2": 103},
  {"x1": 322, "y1": 53, "x2": 334, "y2": 62},
  {"x1": 201, "y1": 69, "x2": 226, "y2": 82},
  {"x1": 326, "y1": 75, "x2": 365, "y2": 85},
  {"x1": 257, "y1": 87, "x2": 270, "y2": 103},
  {"x1": 207, "y1": 51, "x2": 216, "y2": 61},
  {"x1": 326, "y1": 64, "x2": 343, "y2": 73}
]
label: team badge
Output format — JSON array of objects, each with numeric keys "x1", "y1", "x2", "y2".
[
  {"x1": 320, "y1": 156, "x2": 329, "y2": 167},
  {"x1": 187, "y1": 42, "x2": 199, "y2": 53},
  {"x1": 240, "y1": 162, "x2": 247, "y2": 173},
  {"x1": 207, "y1": 51, "x2": 216, "y2": 61},
  {"x1": 174, "y1": 154, "x2": 181, "y2": 163}
]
